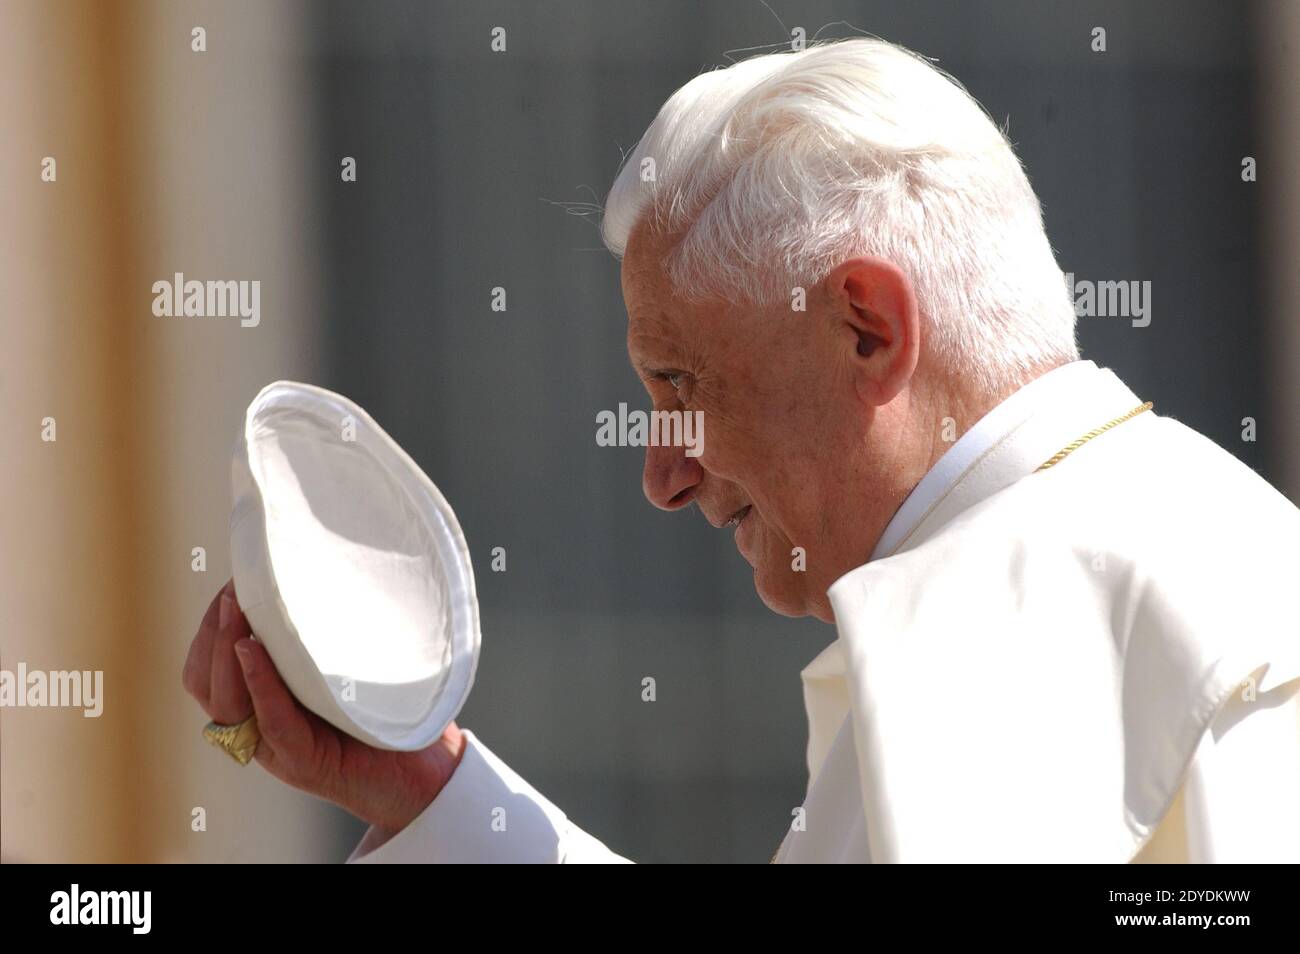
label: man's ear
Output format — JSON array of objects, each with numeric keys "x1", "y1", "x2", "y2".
[{"x1": 824, "y1": 256, "x2": 920, "y2": 407}]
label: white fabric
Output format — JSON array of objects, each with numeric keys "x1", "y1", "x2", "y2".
[
  {"x1": 350, "y1": 361, "x2": 1300, "y2": 862},
  {"x1": 231, "y1": 381, "x2": 481, "y2": 751},
  {"x1": 347, "y1": 729, "x2": 631, "y2": 863},
  {"x1": 778, "y1": 360, "x2": 1300, "y2": 862}
]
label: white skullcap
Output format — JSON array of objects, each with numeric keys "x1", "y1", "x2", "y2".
[{"x1": 230, "y1": 381, "x2": 480, "y2": 750}]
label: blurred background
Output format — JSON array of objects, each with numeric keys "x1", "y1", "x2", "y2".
[{"x1": 3, "y1": 0, "x2": 1298, "y2": 863}]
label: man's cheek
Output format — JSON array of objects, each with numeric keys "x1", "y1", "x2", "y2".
[{"x1": 759, "y1": 518, "x2": 787, "y2": 565}]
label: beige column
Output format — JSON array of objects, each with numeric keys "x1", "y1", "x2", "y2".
[{"x1": 0, "y1": 0, "x2": 337, "y2": 862}]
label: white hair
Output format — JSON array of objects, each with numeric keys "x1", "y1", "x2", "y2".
[{"x1": 601, "y1": 38, "x2": 1079, "y2": 394}]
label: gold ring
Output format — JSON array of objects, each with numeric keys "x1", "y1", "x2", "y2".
[{"x1": 203, "y1": 715, "x2": 261, "y2": 765}]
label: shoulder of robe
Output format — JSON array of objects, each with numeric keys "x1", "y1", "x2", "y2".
[
  {"x1": 824, "y1": 414, "x2": 1300, "y2": 861},
  {"x1": 836, "y1": 410, "x2": 1300, "y2": 693}
]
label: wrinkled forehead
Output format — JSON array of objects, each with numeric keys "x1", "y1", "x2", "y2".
[
  {"x1": 621, "y1": 223, "x2": 685, "y2": 341},
  {"x1": 625, "y1": 299, "x2": 685, "y2": 376},
  {"x1": 621, "y1": 218, "x2": 677, "y2": 297},
  {"x1": 620, "y1": 218, "x2": 752, "y2": 373}
]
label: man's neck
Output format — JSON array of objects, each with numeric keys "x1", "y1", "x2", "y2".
[{"x1": 880, "y1": 359, "x2": 1074, "y2": 549}]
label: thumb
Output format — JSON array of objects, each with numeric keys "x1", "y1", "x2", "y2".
[{"x1": 234, "y1": 638, "x2": 320, "y2": 781}]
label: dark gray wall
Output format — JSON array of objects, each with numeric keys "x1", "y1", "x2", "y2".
[{"x1": 305, "y1": 0, "x2": 1269, "y2": 861}]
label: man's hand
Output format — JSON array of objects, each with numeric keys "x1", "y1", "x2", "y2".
[{"x1": 182, "y1": 579, "x2": 465, "y2": 838}]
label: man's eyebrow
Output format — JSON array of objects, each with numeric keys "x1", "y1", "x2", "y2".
[
  {"x1": 634, "y1": 360, "x2": 685, "y2": 379},
  {"x1": 628, "y1": 352, "x2": 660, "y2": 376}
]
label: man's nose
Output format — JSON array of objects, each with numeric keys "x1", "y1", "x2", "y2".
[{"x1": 642, "y1": 441, "x2": 703, "y2": 511}]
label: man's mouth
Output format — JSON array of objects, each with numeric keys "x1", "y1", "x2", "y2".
[{"x1": 724, "y1": 505, "x2": 752, "y2": 529}]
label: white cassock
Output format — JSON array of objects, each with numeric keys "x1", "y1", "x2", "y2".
[{"x1": 349, "y1": 360, "x2": 1300, "y2": 863}]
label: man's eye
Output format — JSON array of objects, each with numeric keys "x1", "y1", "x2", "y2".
[{"x1": 650, "y1": 369, "x2": 691, "y2": 400}]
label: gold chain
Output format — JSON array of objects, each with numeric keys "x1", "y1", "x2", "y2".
[{"x1": 1035, "y1": 402, "x2": 1153, "y2": 472}]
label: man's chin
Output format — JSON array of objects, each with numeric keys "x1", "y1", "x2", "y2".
[{"x1": 752, "y1": 565, "x2": 808, "y2": 619}]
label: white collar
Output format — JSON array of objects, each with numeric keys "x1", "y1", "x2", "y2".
[{"x1": 869, "y1": 359, "x2": 1102, "y2": 561}]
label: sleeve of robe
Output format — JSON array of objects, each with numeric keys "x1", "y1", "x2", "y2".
[
  {"x1": 345, "y1": 728, "x2": 633, "y2": 864},
  {"x1": 1135, "y1": 674, "x2": 1300, "y2": 862}
]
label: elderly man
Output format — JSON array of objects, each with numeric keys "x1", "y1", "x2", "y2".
[{"x1": 183, "y1": 38, "x2": 1300, "y2": 862}]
